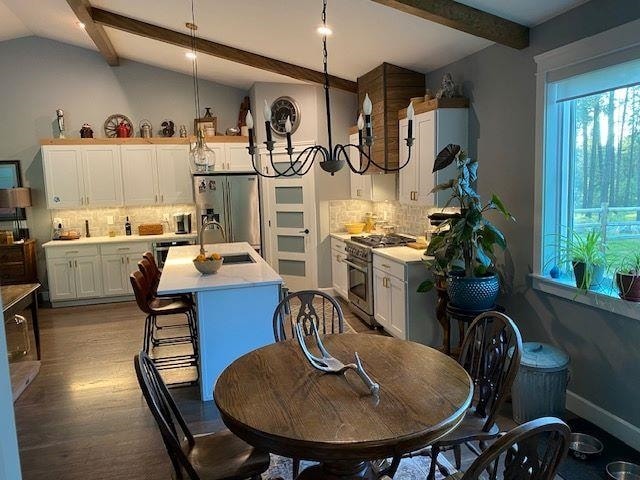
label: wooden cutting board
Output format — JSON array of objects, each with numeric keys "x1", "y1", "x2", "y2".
[
  {"x1": 138, "y1": 224, "x2": 164, "y2": 235},
  {"x1": 407, "y1": 241, "x2": 428, "y2": 250}
]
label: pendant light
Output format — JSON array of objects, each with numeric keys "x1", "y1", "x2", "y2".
[
  {"x1": 244, "y1": 0, "x2": 415, "y2": 178},
  {"x1": 188, "y1": 1, "x2": 215, "y2": 172}
]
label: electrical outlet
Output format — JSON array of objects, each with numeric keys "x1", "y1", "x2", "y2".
[
  {"x1": 162, "y1": 213, "x2": 170, "y2": 222},
  {"x1": 53, "y1": 217, "x2": 62, "y2": 226},
  {"x1": 107, "y1": 215, "x2": 114, "y2": 225}
]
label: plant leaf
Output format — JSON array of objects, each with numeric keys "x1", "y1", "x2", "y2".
[
  {"x1": 417, "y1": 279, "x2": 435, "y2": 293},
  {"x1": 433, "y1": 144, "x2": 461, "y2": 173},
  {"x1": 482, "y1": 221, "x2": 506, "y2": 250},
  {"x1": 429, "y1": 179, "x2": 454, "y2": 194},
  {"x1": 490, "y1": 194, "x2": 515, "y2": 221}
]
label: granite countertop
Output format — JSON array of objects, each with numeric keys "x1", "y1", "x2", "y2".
[
  {"x1": 157, "y1": 242, "x2": 282, "y2": 294},
  {"x1": 374, "y1": 247, "x2": 431, "y2": 264},
  {"x1": 330, "y1": 231, "x2": 430, "y2": 264},
  {"x1": 42, "y1": 232, "x2": 197, "y2": 248}
]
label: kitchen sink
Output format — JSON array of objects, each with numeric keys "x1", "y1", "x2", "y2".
[{"x1": 221, "y1": 253, "x2": 255, "y2": 264}]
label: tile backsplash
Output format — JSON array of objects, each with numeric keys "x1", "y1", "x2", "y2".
[
  {"x1": 329, "y1": 199, "x2": 458, "y2": 236},
  {"x1": 48, "y1": 204, "x2": 196, "y2": 238}
]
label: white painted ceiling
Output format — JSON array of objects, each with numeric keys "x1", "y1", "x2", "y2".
[{"x1": 1, "y1": 0, "x2": 587, "y2": 89}]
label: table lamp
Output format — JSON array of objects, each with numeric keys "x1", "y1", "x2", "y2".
[{"x1": 0, "y1": 187, "x2": 32, "y2": 240}]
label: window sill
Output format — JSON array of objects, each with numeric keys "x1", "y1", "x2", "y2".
[{"x1": 531, "y1": 274, "x2": 640, "y2": 321}]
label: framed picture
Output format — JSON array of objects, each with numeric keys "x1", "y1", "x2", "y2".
[
  {"x1": 0, "y1": 160, "x2": 26, "y2": 221},
  {"x1": 194, "y1": 117, "x2": 217, "y2": 136}
]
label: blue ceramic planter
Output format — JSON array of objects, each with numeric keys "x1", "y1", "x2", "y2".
[{"x1": 447, "y1": 272, "x2": 500, "y2": 310}]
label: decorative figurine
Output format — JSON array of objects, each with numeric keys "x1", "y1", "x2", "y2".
[
  {"x1": 160, "y1": 119, "x2": 175, "y2": 137},
  {"x1": 116, "y1": 121, "x2": 132, "y2": 138},
  {"x1": 80, "y1": 123, "x2": 93, "y2": 138},
  {"x1": 139, "y1": 119, "x2": 153, "y2": 138},
  {"x1": 56, "y1": 109, "x2": 66, "y2": 139},
  {"x1": 436, "y1": 72, "x2": 460, "y2": 99},
  {"x1": 179, "y1": 125, "x2": 188, "y2": 138}
]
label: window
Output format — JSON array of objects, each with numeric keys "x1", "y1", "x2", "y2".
[{"x1": 540, "y1": 58, "x2": 640, "y2": 293}]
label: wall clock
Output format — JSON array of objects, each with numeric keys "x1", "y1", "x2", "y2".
[{"x1": 270, "y1": 96, "x2": 300, "y2": 136}]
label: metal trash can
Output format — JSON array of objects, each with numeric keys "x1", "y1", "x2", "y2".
[{"x1": 511, "y1": 342, "x2": 570, "y2": 424}]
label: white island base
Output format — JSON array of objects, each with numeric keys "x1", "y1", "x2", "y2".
[{"x1": 157, "y1": 242, "x2": 282, "y2": 401}]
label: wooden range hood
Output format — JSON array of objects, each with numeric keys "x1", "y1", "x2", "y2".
[{"x1": 357, "y1": 63, "x2": 425, "y2": 174}]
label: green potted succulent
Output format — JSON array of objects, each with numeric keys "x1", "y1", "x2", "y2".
[
  {"x1": 612, "y1": 251, "x2": 640, "y2": 301},
  {"x1": 420, "y1": 145, "x2": 515, "y2": 310},
  {"x1": 553, "y1": 230, "x2": 606, "y2": 292}
]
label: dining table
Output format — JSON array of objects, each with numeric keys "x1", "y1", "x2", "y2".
[{"x1": 214, "y1": 333, "x2": 473, "y2": 479}]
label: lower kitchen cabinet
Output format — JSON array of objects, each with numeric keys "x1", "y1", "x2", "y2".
[
  {"x1": 46, "y1": 254, "x2": 102, "y2": 301},
  {"x1": 45, "y1": 241, "x2": 150, "y2": 304},
  {"x1": 373, "y1": 253, "x2": 438, "y2": 344},
  {"x1": 331, "y1": 238, "x2": 348, "y2": 300}
]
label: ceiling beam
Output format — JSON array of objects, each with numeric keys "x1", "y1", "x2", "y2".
[
  {"x1": 66, "y1": 0, "x2": 119, "y2": 66},
  {"x1": 370, "y1": 0, "x2": 529, "y2": 50},
  {"x1": 90, "y1": 8, "x2": 358, "y2": 93}
]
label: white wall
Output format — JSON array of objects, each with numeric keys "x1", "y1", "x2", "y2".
[{"x1": 250, "y1": 82, "x2": 356, "y2": 287}]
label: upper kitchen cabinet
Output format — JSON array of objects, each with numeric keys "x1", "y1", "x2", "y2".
[
  {"x1": 205, "y1": 143, "x2": 253, "y2": 172},
  {"x1": 121, "y1": 145, "x2": 157, "y2": 205},
  {"x1": 43, "y1": 145, "x2": 123, "y2": 209},
  {"x1": 357, "y1": 63, "x2": 424, "y2": 173},
  {"x1": 398, "y1": 100, "x2": 468, "y2": 207},
  {"x1": 348, "y1": 132, "x2": 396, "y2": 201},
  {"x1": 155, "y1": 145, "x2": 193, "y2": 204}
]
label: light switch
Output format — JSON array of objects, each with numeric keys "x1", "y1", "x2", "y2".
[{"x1": 107, "y1": 215, "x2": 114, "y2": 225}]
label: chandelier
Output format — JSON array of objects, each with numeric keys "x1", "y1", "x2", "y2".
[
  {"x1": 244, "y1": 0, "x2": 415, "y2": 177},
  {"x1": 188, "y1": 0, "x2": 216, "y2": 171}
]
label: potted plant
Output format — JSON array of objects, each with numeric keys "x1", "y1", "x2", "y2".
[
  {"x1": 553, "y1": 230, "x2": 606, "y2": 293},
  {"x1": 613, "y1": 251, "x2": 640, "y2": 301},
  {"x1": 421, "y1": 145, "x2": 515, "y2": 310}
]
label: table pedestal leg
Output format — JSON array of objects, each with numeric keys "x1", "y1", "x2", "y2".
[
  {"x1": 296, "y1": 460, "x2": 375, "y2": 479},
  {"x1": 435, "y1": 284, "x2": 449, "y2": 355}
]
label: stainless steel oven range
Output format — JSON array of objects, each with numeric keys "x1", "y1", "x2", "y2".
[{"x1": 344, "y1": 234, "x2": 414, "y2": 327}]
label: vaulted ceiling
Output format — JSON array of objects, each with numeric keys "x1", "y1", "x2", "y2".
[{"x1": 1, "y1": 0, "x2": 587, "y2": 89}]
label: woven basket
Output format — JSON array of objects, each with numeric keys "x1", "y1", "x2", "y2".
[{"x1": 138, "y1": 224, "x2": 164, "y2": 236}]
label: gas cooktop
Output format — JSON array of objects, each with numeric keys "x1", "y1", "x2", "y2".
[{"x1": 349, "y1": 234, "x2": 414, "y2": 248}]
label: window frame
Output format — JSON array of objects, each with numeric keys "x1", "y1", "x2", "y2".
[{"x1": 533, "y1": 19, "x2": 640, "y2": 319}]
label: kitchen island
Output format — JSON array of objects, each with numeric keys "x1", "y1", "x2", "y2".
[{"x1": 157, "y1": 242, "x2": 282, "y2": 401}]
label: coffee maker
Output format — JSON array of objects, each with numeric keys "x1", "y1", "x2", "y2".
[{"x1": 173, "y1": 213, "x2": 192, "y2": 234}]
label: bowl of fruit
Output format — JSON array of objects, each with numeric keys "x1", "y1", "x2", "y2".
[{"x1": 193, "y1": 252, "x2": 223, "y2": 274}]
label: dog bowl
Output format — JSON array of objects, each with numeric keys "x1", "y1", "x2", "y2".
[
  {"x1": 569, "y1": 433, "x2": 603, "y2": 460},
  {"x1": 606, "y1": 461, "x2": 640, "y2": 480}
]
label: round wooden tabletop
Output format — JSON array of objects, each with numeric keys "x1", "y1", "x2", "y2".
[{"x1": 214, "y1": 334, "x2": 473, "y2": 462}]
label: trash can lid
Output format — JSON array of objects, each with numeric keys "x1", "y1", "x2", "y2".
[{"x1": 517, "y1": 342, "x2": 570, "y2": 372}]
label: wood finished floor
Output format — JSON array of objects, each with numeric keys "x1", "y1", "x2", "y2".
[{"x1": 12, "y1": 298, "x2": 518, "y2": 479}]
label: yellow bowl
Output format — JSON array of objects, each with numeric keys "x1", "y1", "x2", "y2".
[
  {"x1": 193, "y1": 257, "x2": 223, "y2": 274},
  {"x1": 344, "y1": 222, "x2": 366, "y2": 234}
]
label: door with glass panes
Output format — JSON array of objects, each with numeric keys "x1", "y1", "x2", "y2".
[{"x1": 261, "y1": 147, "x2": 317, "y2": 291}]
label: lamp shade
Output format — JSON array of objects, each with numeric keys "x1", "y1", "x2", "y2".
[{"x1": 0, "y1": 187, "x2": 32, "y2": 208}]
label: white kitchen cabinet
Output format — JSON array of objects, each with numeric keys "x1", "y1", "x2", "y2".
[
  {"x1": 81, "y1": 146, "x2": 123, "y2": 206},
  {"x1": 373, "y1": 252, "x2": 439, "y2": 344},
  {"x1": 156, "y1": 145, "x2": 193, "y2": 204},
  {"x1": 121, "y1": 145, "x2": 158, "y2": 205},
  {"x1": 46, "y1": 258, "x2": 76, "y2": 301},
  {"x1": 399, "y1": 108, "x2": 468, "y2": 207},
  {"x1": 226, "y1": 144, "x2": 253, "y2": 172},
  {"x1": 348, "y1": 133, "x2": 396, "y2": 201},
  {"x1": 46, "y1": 251, "x2": 102, "y2": 302},
  {"x1": 330, "y1": 238, "x2": 348, "y2": 300},
  {"x1": 101, "y1": 242, "x2": 150, "y2": 296},
  {"x1": 43, "y1": 147, "x2": 84, "y2": 209},
  {"x1": 43, "y1": 145, "x2": 123, "y2": 208}
]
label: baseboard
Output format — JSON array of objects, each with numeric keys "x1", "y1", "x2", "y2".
[
  {"x1": 318, "y1": 287, "x2": 336, "y2": 297},
  {"x1": 566, "y1": 389, "x2": 640, "y2": 452},
  {"x1": 49, "y1": 295, "x2": 135, "y2": 308}
]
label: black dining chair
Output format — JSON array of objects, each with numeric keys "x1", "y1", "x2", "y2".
[
  {"x1": 387, "y1": 310, "x2": 523, "y2": 479},
  {"x1": 272, "y1": 289, "x2": 345, "y2": 477},
  {"x1": 134, "y1": 351, "x2": 271, "y2": 480},
  {"x1": 272, "y1": 289, "x2": 345, "y2": 342},
  {"x1": 381, "y1": 417, "x2": 570, "y2": 480}
]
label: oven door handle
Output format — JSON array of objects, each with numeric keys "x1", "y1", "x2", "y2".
[{"x1": 343, "y1": 259, "x2": 368, "y2": 273}]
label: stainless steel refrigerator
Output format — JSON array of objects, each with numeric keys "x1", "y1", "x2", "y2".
[{"x1": 193, "y1": 174, "x2": 262, "y2": 251}]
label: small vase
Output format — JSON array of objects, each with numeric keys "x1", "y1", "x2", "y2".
[{"x1": 572, "y1": 261, "x2": 604, "y2": 290}]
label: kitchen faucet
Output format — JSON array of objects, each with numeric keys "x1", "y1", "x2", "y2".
[{"x1": 199, "y1": 220, "x2": 226, "y2": 255}]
